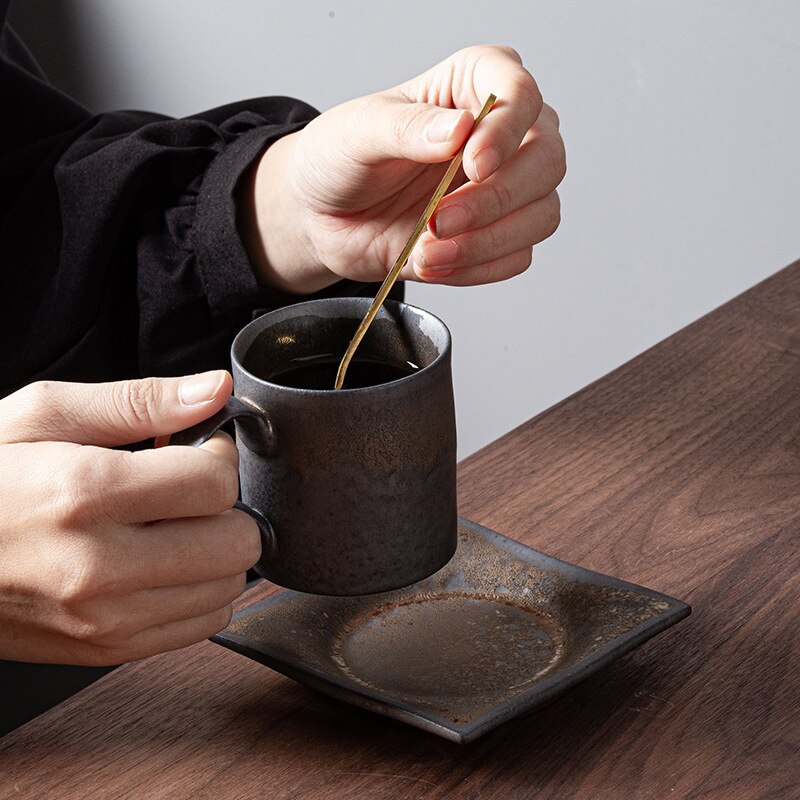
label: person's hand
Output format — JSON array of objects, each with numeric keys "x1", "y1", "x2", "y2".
[
  {"x1": 0, "y1": 372, "x2": 260, "y2": 666},
  {"x1": 242, "y1": 45, "x2": 565, "y2": 293}
]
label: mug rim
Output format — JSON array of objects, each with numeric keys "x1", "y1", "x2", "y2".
[{"x1": 230, "y1": 297, "x2": 452, "y2": 395}]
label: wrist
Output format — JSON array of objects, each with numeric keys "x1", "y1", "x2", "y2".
[{"x1": 238, "y1": 132, "x2": 337, "y2": 295}]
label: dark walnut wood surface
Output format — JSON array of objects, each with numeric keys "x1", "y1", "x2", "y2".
[{"x1": 2, "y1": 262, "x2": 799, "y2": 799}]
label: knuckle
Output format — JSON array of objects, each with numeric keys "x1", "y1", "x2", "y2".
[
  {"x1": 205, "y1": 460, "x2": 240, "y2": 514},
  {"x1": 510, "y1": 61, "x2": 543, "y2": 98},
  {"x1": 63, "y1": 594, "x2": 139, "y2": 648},
  {"x1": 16, "y1": 380, "x2": 52, "y2": 413},
  {"x1": 55, "y1": 451, "x2": 109, "y2": 527},
  {"x1": 498, "y1": 45, "x2": 523, "y2": 64},
  {"x1": 542, "y1": 102, "x2": 560, "y2": 130},
  {"x1": 187, "y1": 452, "x2": 240, "y2": 515},
  {"x1": 221, "y1": 460, "x2": 241, "y2": 507},
  {"x1": 542, "y1": 192, "x2": 561, "y2": 238},
  {"x1": 230, "y1": 572, "x2": 248, "y2": 597},
  {"x1": 183, "y1": 590, "x2": 212, "y2": 621},
  {"x1": 478, "y1": 44, "x2": 522, "y2": 64},
  {"x1": 228, "y1": 511, "x2": 261, "y2": 568},
  {"x1": 82, "y1": 637, "x2": 138, "y2": 665},
  {"x1": 58, "y1": 547, "x2": 106, "y2": 606},
  {"x1": 387, "y1": 105, "x2": 417, "y2": 148},
  {"x1": 487, "y1": 220, "x2": 508, "y2": 258},
  {"x1": 8, "y1": 381, "x2": 67, "y2": 440},
  {"x1": 113, "y1": 378, "x2": 160, "y2": 434},
  {"x1": 68, "y1": 613, "x2": 109, "y2": 645},
  {"x1": 59, "y1": 591, "x2": 125, "y2": 645},
  {"x1": 186, "y1": 574, "x2": 246, "y2": 617},
  {"x1": 210, "y1": 605, "x2": 233, "y2": 634},
  {"x1": 544, "y1": 135, "x2": 567, "y2": 188},
  {"x1": 206, "y1": 430, "x2": 238, "y2": 463},
  {"x1": 57, "y1": 532, "x2": 125, "y2": 608},
  {"x1": 510, "y1": 69, "x2": 542, "y2": 118},
  {"x1": 243, "y1": 519, "x2": 262, "y2": 566},
  {"x1": 457, "y1": 44, "x2": 484, "y2": 60},
  {"x1": 515, "y1": 248, "x2": 534, "y2": 276},
  {"x1": 488, "y1": 178, "x2": 515, "y2": 218}
]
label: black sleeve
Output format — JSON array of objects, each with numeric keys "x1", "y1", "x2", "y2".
[{"x1": 1, "y1": 8, "x2": 383, "y2": 396}]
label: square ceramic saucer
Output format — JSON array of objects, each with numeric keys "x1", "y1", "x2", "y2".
[{"x1": 212, "y1": 518, "x2": 690, "y2": 743}]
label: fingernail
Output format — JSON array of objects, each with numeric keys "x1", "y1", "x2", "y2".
[
  {"x1": 179, "y1": 371, "x2": 225, "y2": 406},
  {"x1": 418, "y1": 238, "x2": 459, "y2": 270},
  {"x1": 434, "y1": 204, "x2": 471, "y2": 238},
  {"x1": 426, "y1": 109, "x2": 464, "y2": 143},
  {"x1": 472, "y1": 146, "x2": 500, "y2": 182},
  {"x1": 414, "y1": 261, "x2": 455, "y2": 281},
  {"x1": 423, "y1": 269, "x2": 454, "y2": 280}
]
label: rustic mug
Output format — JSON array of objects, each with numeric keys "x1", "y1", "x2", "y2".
[{"x1": 172, "y1": 297, "x2": 458, "y2": 595}]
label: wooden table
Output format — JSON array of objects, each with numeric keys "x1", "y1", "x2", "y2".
[{"x1": 2, "y1": 262, "x2": 799, "y2": 800}]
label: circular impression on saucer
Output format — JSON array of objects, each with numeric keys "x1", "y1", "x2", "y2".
[{"x1": 331, "y1": 591, "x2": 566, "y2": 700}]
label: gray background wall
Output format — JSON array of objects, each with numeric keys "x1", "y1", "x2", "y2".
[{"x1": 12, "y1": 1, "x2": 800, "y2": 457}]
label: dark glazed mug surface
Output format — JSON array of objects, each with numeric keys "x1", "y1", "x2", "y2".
[{"x1": 175, "y1": 298, "x2": 457, "y2": 596}]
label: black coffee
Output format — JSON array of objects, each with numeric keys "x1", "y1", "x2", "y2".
[{"x1": 266, "y1": 353, "x2": 419, "y2": 390}]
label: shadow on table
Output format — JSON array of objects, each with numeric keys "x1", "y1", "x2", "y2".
[{"x1": 205, "y1": 632, "x2": 694, "y2": 796}]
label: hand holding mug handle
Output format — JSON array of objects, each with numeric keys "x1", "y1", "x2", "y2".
[{"x1": 170, "y1": 397, "x2": 276, "y2": 559}]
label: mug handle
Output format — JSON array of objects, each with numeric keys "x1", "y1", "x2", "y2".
[{"x1": 169, "y1": 396, "x2": 276, "y2": 557}]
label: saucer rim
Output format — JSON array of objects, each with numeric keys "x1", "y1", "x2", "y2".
[{"x1": 212, "y1": 518, "x2": 691, "y2": 743}]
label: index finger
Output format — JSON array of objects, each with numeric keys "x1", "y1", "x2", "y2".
[{"x1": 454, "y1": 46, "x2": 543, "y2": 183}]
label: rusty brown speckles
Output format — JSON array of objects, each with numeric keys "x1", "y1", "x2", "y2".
[{"x1": 218, "y1": 519, "x2": 689, "y2": 742}]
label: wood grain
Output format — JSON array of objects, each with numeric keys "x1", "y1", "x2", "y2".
[{"x1": 2, "y1": 261, "x2": 799, "y2": 799}]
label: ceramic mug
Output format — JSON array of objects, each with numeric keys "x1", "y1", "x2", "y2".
[{"x1": 171, "y1": 297, "x2": 458, "y2": 596}]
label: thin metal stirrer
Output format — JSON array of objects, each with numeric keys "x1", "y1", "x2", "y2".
[{"x1": 334, "y1": 93, "x2": 497, "y2": 390}]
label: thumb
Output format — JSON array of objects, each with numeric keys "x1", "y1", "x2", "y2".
[
  {"x1": 346, "y1": 95, "x2": 475, "y2": 165},
  {"x1": 0, "y1": 371, "x2": 232, "y2": 446}
]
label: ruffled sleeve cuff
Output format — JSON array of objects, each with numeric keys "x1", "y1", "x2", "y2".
[{"x1": 193, "y1": 120, "x2": 309, "y2": 314}]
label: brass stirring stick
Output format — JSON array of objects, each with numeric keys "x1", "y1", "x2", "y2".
[{"x1": 334, "y1": 93, "x2": 497, "y2": 390}]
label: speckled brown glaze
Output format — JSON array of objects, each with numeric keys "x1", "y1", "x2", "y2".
[
  {"x1": 216, "y1": 519, "x2": 689, "y2": 742},
  {"x1": 173, "y1": 298, "x2": 457, "y2": 596}
]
